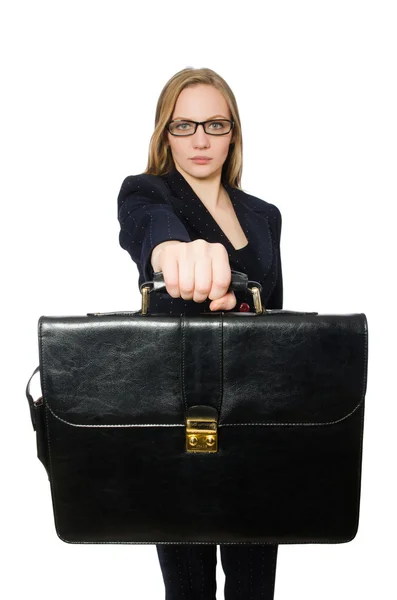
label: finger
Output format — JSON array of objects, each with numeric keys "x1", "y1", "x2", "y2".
[
  {"x1": 193, "y1": 258, "x2": 213, "y2": 303},
  {"x1": 178, "y1": 251, "x2": 195, "y2": 301},
  {"x1": 162, "y1": 258, "x2": 181, "y2": 298},
  {"x1": 209, "y1": 291, "x2": 237, "y2": 312},
  {"x1": 208, "y1": 244, "x2": 231, "y2": 301}
]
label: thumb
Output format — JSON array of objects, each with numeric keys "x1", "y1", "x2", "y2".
[{"x1": 209, "y1": 291, "x2": 237, "y2": 312}]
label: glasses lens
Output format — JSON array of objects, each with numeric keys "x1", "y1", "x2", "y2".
[
  {"x1": 168, "y1": 120, "x2": 232, "y2": 136},
  {"x1": 168, "y1": 121, "x2": 196, "y2": 135},
  {"x1": 204, "y1": 120, "x2": 232, "y2": 135}
]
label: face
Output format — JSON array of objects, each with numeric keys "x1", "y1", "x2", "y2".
[{"x1": 166, "y1": 84, "x2": 234, "y2": 181}]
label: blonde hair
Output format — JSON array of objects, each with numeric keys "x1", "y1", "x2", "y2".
[{"x1": 143, "y1": 67, "x2": 243, "y2": 189}]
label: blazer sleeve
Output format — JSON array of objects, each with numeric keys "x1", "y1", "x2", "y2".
[
  {"x1": 264, "y1": 205, "x2": 283, "y2": 310},
  {"x1": 117, "y1": 174, "x2": 192, "y2": 284}
]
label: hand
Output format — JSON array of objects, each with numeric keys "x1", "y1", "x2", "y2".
[{"x1": 150, "y1": 239, "x2": 237, "y2": 311}]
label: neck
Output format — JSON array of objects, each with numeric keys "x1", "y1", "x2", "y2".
[{"x1": 174, "y1": 163, "x2": 225, "y2": 211}]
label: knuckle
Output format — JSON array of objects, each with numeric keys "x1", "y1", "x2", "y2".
[
  {"x1": 193, "y1": 238, "x2": 208, "y2": 247},
  {"x1": 165, "y1": 288, "x2": 179, "y2": 298},
  {"x1": 194, "y1": 283, "x2": 210, "y2": 295},
  {"x1": 215, "y1": 275, "x2": 231, "y2": 289},
  {"x1": 163, "y1": 278, "x2": 179, "y2": 294},
  {"x1": 213, "y1": 242, "x2": 227, "y2": 253},
  {"x1": 180, "y1": 285, "x2": 194, "y2": 296},
  {"x1": 164, "y1": 275, "x2": 178, "y2": 288}
]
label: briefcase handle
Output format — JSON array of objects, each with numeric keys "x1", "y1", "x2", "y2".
[
  {"x1": 25, "y1": 365, "x2": 42, "y2": 431},
  {"x1": 139, "y1": 269, "x2": 264, "y2": 315}
]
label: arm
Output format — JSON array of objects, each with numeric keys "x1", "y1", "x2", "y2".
[
  {"x1": 265, "y1": 206, "x2": 283, "y2": 310},
  {"x1": 117, "y1": 175, "x2": 192, "y2": 282}
]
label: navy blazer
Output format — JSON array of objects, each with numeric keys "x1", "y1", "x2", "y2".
[{"x1": 117, "y1": 165, "x2": 283, "y2": 314}]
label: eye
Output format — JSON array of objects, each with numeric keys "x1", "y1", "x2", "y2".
[
  {"x1": 208, "y1": 120, "x2": 226, "y2": 129},
  {"x1": 175, "y1": 121, "x2": 194, "y2": 130}
]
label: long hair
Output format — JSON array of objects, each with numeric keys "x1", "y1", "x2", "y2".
[{"x1": 143, "y1": 67, "x2": 243, "y2": 189}]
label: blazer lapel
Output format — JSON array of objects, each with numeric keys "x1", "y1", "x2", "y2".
[{"x1": 160, "y1": 166, "x2": 273, "y2": 270}]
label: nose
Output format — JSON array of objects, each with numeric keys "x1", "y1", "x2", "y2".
[{"x1": 192, "y1": 123, "x2": 210, "y2": 147}]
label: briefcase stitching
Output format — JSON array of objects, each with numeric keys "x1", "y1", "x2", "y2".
[{"x1": 43, "y1": 396, "x2": 364, "y2": 428}]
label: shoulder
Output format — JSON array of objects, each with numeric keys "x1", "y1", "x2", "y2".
[
  {"x1": 236, "y1": 186, "x2": 282, "y2": 223},
  {"x1": 117, "y1": 172, "x2": 170, "y2": 208}
]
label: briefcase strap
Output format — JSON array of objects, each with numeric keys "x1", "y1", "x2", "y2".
[{"x1": 25, "y1": 365, "x2": 42, "y2": 431}]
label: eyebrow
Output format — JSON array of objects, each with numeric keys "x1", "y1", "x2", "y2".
[{"x1": 172, "y1": 114, "x2": 229, "y2": 120}]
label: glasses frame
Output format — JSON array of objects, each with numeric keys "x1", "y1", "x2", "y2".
[{"x1": 166, "y1": 118, "x2": 235, "y2": 137}]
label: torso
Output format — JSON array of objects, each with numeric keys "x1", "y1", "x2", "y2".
[
  {"x1": 132, "y1": 168, "x2": 280, "y2": 312},
  {"x1": 208, "y1": 186, "x2": 249, "y2": 251}
]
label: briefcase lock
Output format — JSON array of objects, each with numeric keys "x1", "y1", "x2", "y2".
[{"x1": 185, "y1": 405, "x2": 218, "y2": 453}]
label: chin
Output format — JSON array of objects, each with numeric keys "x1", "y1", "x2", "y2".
[{"x1": 188, "y1": 161, "x2": 221, "y2": 176}]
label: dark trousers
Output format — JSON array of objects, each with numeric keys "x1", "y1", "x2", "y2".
[{"x1": 156, "y1": 543, "x2": 278, "y2": 600}]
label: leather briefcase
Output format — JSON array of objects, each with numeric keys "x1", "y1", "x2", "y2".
[{"x1": 25, "y1": 270, "x2": 368, "y2": 545}]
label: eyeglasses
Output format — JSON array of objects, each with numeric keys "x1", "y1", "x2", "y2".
[{"x1": 167, "y1": 119, "x2": 234, "y2": 136}]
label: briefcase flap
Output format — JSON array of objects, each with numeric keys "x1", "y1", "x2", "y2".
[{"x1": 38, "y1": 312, "x2": 367, "y2": 428}]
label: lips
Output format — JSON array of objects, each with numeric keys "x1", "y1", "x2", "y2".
[{"x1": 191, "y1": 157, "x2": 212, "y2": 163}]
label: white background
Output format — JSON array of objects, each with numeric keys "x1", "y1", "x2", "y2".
[{"x1": 2, "y1": 1, "x2": 395, "y2": 598}]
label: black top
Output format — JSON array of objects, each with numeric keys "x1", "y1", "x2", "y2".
[{"x1": 117, "y1": 165, "x2": 283, "y2": 314}]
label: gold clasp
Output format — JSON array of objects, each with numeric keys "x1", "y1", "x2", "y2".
[
  {"x1": 250, "y1": 286, "x2": 263, "y2": 314},
  {"x1": 185, "y1": 406, "x2": 218, "y2": 453},
  {"x1": 141, "y1": 286, "x2": 150, "y2": 314}
]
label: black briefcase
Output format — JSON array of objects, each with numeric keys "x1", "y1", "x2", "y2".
[{"x1": 25, "y1": 270, "x2": 368, "y2": 545}]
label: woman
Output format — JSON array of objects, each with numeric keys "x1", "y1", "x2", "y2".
[{"x1": 117, "y1": 67, "x2": 282, "y2": 600}]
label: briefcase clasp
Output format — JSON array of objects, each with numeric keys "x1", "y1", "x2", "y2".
[{"x1": 185, "y1": 405, "x2": 218, "y2": 453}]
